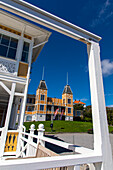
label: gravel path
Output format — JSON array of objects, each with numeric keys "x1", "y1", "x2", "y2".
[{"x1": 54, "y1": 133, "x2": 113, "y2": 157}]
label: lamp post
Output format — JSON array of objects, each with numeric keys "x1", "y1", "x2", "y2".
[{"x1": 50, "y1": 102, "x2": 54, "y2": 132}]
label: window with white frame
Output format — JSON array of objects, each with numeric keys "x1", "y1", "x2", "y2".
[
  {"x1": 26, "y1": 116, "x2": 32, "y2": 121},
  {"x1": 68, "y1": 108, "x2": 71, "y2": 113},
  {"x1": 0, "y1": 33, "x2": 18, "y2": 59},
  {"x1": 63, "y1": 99, "x2": 65, "y2": 104},
  {"x1": 68, "y1": 99, "x2": 71, "y2": 104},
  {"x1": 21, "y1": 41, "x2": 29, "y2": 63},
  {"x1": 41, "y1": 94, "x2": 45, "y2": 101},
  {"x1": 40, "y1": 105, "x2": 44, "y2": 111},
  {"x1": 27, "y1": 106, "x2": 34, "y2": 111}
]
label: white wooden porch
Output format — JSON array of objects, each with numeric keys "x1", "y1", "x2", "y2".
[{"x1": 0, "y1": 124, "x2": 103, "y2": 170}]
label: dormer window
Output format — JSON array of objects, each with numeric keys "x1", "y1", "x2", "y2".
[
  {"x1": 0, "y1": 33, "x2": 18, "y2": 59},
  {"x1": 21, "y1": 41, "x2": 29, "y2": 63}
]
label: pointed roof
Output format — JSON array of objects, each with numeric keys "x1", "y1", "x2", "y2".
[
  {"x1": 62, "y1": 85, "x2": 73, "y2": 94},
  {"x1": 38, "y1": 80, "x2": 47, "y2": 90}
]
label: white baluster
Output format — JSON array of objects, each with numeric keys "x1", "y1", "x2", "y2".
[{"x1": 37, "y1": 124, "x2": 45, "y2": 147}]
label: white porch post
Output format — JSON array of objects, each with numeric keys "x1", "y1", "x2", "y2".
[
  {"x1": 87, "y1": 42, "x2": 113, "y2": 169},
  {"x1": 18, "y1": 98, "x2": 24, "y2": 127},
  {"x1": 19, "y1": 41, "x2": 33, "y2": 127},
  {"x1": 0, "y1": 82, "x2": 16, "y2": 158},
  {"x1": 15, "y1": 27, "x2": 24, "y2": 74},
  {"x1": 9, "y1": 97, "x2": 20, "y2": 129},
  {"x1": 12, "y1": 98, "x2": 20, "y2": 129}
]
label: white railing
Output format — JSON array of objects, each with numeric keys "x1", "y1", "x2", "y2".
[
  {"x1": 10, "y1": 124, "x2": 102, "y2": 170},
  {"x1": 0, "y1": 57, "x2": 16, "y2": 75}
]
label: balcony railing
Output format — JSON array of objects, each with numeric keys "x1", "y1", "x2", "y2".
[
  {"x1": 47, "y1": 101, "x2": 65, "y2": 107},
  {"x1": 0, "y1": 57, "x2": 16, "y2": 75}
]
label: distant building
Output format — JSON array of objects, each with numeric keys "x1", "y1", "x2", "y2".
[
  {"x1": 17, "y1": 79, "x2": 74, "y2": 121},
  {"x1": 73, "y1": 100, "x2": 86, "y2": 118}
]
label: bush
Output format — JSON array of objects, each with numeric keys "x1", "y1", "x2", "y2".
[
  {"x1": 111, "y1": 130, "x2": 113, "y2": 134},
  {"x1": 73, "y1": 117, "x2": 81, "y2": 121},
  {"x1": 87, "y1": 128, "x2": 93, "y2": 134},
  {"x1": 84, "y1": 117, "x2": 92, "y2": 122}
]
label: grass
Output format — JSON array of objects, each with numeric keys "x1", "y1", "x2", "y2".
[
  {"x1": 109, "y1": 126, "x2": 113, "y2": 133},
  {"x1": 24, "y1": 121, "x2": 92, "y2": 133},
  {"x1": 24, "y1": 121, "x2": 113, "y2": 133}
]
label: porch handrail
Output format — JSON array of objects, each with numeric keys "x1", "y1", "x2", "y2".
[
  {"x1": 3, "y1": 124, "x2": 103, "y2": 169},
  {"x1": 8, "y1": 130, "x2": 19, "y2": 133},
  {"x1": 20, "y1": 131, "x2": 94, "y2": 154}
]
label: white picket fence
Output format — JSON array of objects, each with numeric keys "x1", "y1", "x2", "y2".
[{"x1": 0, "y1": 124, "x2": 103, "y2": 170}]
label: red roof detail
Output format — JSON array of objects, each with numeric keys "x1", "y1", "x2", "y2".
[{"x1": 74, "y1": 100, "x2": 85, "y2": 105}]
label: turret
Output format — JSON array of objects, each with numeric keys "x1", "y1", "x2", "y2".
[
  {"x1": 62, "y1": 84, "x2": 73, "y2": 121},
  {"x1": 36, "y1": 80, "x2": 47, "y2": 121}
]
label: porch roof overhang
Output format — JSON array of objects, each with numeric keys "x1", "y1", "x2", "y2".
[
  {"x1": 0, "y1": 7, "x2": 51, "y2": 63},
  {"x1": 0, "y1": 0, "x2": 101, "y2": 44}
]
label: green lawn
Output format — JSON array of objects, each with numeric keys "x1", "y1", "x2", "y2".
[
  {"x1": 24, "y1": 121, "x2": 92, "y2": 132},
  {"x1": 24, "y1": 120, "x2": 113, "y2": 133}
]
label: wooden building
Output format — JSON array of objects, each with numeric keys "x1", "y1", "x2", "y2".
[{"x1": 18, "y1": 79, "x2": 74, "y2": 121}]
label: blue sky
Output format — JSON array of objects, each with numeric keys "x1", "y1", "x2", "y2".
[{"x1": 26, "y1": 0, "x2": 113, "y2": 106}]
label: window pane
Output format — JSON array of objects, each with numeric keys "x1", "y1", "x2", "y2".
[
  {"x1": 1, "y1": 35, "x2": 10, "y2": 46},
  {"x1": 77, "y1": 111, "x2": 81, "y2": 116},
  {"x1": 41, "y1": 95, "x2": 45, "y2": 100},
  {"x1": 21, "y1": 51, "x2": 28, "y2": 62},
  {"x1": 26, "y1": 116, "x2": 32, "y2": 121},
  {"x1": 68, "y1": 99, "x2": 71, "y2": 104},
  {"x1": 8, "y1": 48, "x2": 16, "y2": 59},
  {"x1": 0, "y1": 45, "x2": 8, "y2": 57},
  {"x1": 68, "y1": 108, "x2": 71, "y2": 113},
  {"x1": 40, "y1": 105, "x2": 44, "y2": 111},
  {"x1": 63, "y1": 99, "x2": 65, "y2": 104},
  {"x1": 23, "y1": 42, "x2": 29, "y2": 52},
  {"x1": 10, "y1": 38, "x2": 18, "y2": 48},
  {"x1": 27, "y1": 106, "x2": 34, "y2": 111},
  {"x1": 27, "y1": 98, "x2": 29, "y2": 103}
]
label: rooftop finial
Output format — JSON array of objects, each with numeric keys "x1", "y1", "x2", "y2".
[
  {"x1": 67, "y1": 72, "x2": 68, "y2": 85},
  {"x1": 42, "y1": 66, "x2": 45, "y2": 80}
]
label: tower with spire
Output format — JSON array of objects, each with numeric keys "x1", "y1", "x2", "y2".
[
  {"x1": 22, "y1": 71, "x2": 74, "y2": 121},
  {"x1": 62, "y1": 73, "x2": 73, "y2": 121},
  {"x1": 35, "y1": 67, "x2": 48, "y2": 121}
]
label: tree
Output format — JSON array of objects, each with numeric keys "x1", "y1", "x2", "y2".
[
  {"x1": 106, "y1": 108, "x2": 113, "y2": 125},
  {"x1": 83, "y1": 106, "x2": 92, "y2": 122},
  {"x1": 74, "y1": 104, "x2": 84, "y2": 111}
]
